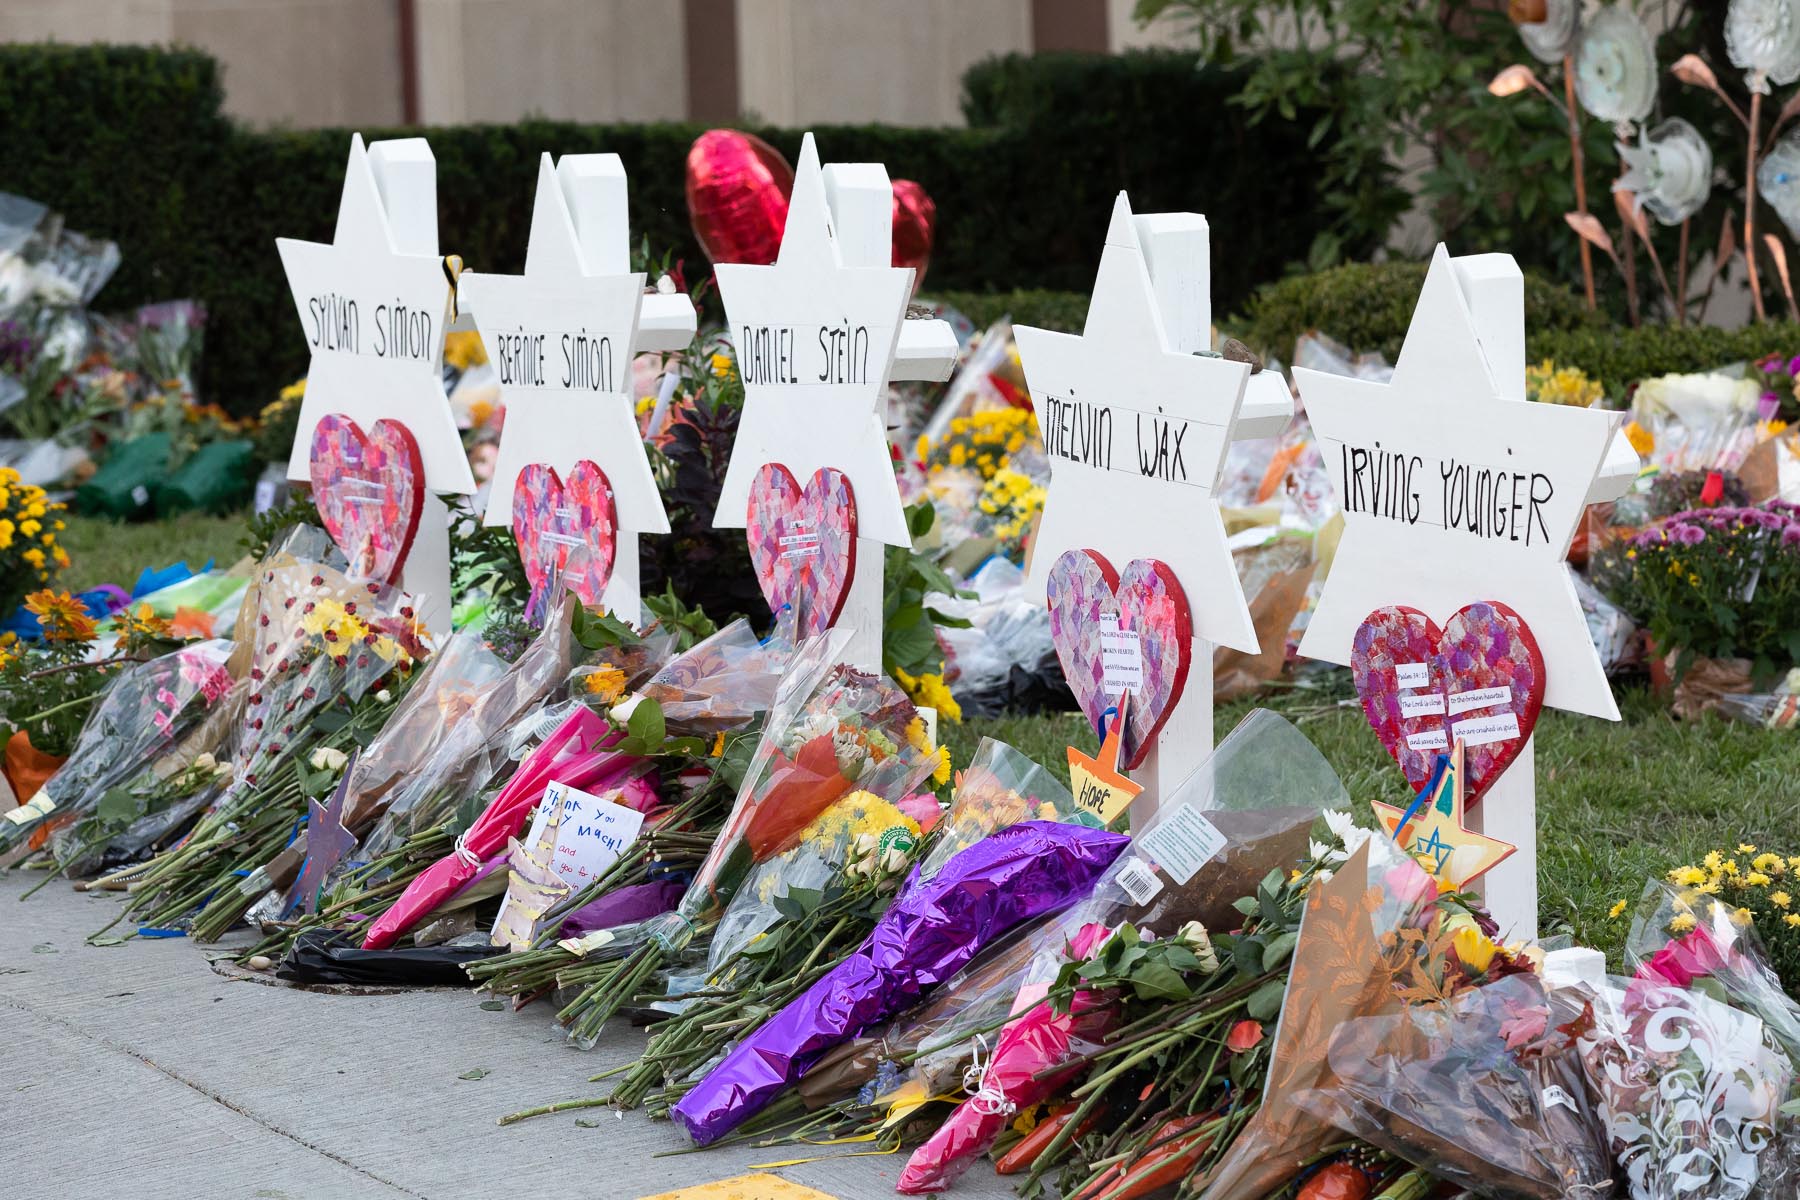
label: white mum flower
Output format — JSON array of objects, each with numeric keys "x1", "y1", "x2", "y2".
[{"x1": 1321, "y1": 809, "x2": 1357, "y2": 843}]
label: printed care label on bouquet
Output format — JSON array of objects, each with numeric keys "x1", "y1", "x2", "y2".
[
  {"x1": 525, "y1": 779, "x2": 646, "y2": 889},
  {"x1": 1136, "y1": 803, "x2": 1227, "y2": 886}
]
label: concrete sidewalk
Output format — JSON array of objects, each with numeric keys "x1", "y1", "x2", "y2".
[{"x1": 0, "y1": 872, "x2": 1013, "y2": 1200}]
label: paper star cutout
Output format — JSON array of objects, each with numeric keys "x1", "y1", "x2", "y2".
[
  {"x1": 1295, "y1": 245, "x2": 1622, "y2": 720},
  {"x1": 278, "y1": 135, "x2": 473, "y2": 494},
  {"x1": 711, "y1": 133, "x2": 915, "y2": 547},
  {"x1": 287, "y1": 755, "x2": 359, "y2": 917},
  {"x1": 459, "y1": 154, "x2": 671, "y2": 545},
  {"x1": 1066, "y1": 693, "x2": 1144, "y2": 826},
  {"x1": 1373, "y1": 740, "x2": 1515, "y2": 889},
  {"x1": 1015, "y1": 194, "x2": 1259, "y2": 653}
]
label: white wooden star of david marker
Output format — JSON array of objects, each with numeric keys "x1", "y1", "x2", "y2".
[
  {"x1": 1295, "y1": 243, "x2": 1624, "y2": 940},
  {"x1": 277, "y1": 134, "x2": 462, "y2": 636},
  {"x1": 712, "y1": 132, "x2": 955, "y2": 670},
  {"x1": 278, "y1": 134, "x2": 473, "y2": 495},
  {"x1": 1016, "y1": 192, "x2": 1293, "y2": 812},
  {"x1": 457, "y1": 153, "x2": 695, "y2": 627}
]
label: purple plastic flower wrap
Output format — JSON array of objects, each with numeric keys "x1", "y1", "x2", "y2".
[
  {"x1": 670, "y1": 820, "x2": 1129, "y2": 1145},
  {"x1": 559, "y1": 881, "x2": 686, "y2": 938}
]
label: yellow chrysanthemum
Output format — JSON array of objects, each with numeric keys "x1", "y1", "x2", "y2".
[
  {"x1": 1771, "y1": 891, "x2": 1791, "y2": 910},
  {"x1": 1608, "y1": 900, "x2": 1629, "y2": 920},
  {"x1": 1703, "y1": 850, "x2": 1724, "y2": 873},
  {"x1": 1670, "y1": 912, "x2": 1698, "y2": 934},
  {"x1": 1452, "y1": 926, "x2": 1499, "y2": 973},
  {"x1": 1754, "y1": 853, "x2": 1784, "y2": 876},
  {"x1": 22, "y1": 548, "x2": 44, "y2": 570},
  {"x1": 24, "y1": 590, "x2": 96, "y2": 643},
  {"x1": 1746, "y1": 871, "x2": 1772, "y2": 887},
  {"x1": 1739, "y1": 843, "x2": 1758, "y2": 855},
  {"x1": 1670, "y1": 865, "x2": 1707, "y2": 886},
  {"x1": 583, "y1": 663, "x2": 627, "y2": 703},
  {"x1": 1787, "y1": 913, "x2": 1800, "y2": 929}
]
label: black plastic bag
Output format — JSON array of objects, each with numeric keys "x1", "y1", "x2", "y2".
[{"x1": 277, "y1": 929, "x2": 503, "y2": 987}]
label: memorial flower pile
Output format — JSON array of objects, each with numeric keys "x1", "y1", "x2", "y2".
[{"x1": 919, "y1": 407, "x2": 1039, "y2": 481}]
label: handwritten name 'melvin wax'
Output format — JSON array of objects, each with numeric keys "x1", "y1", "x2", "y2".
[
  {"x1": 1338, "y1": 441, "x2": 1555, "y2": 546},
  {"x1": 738, "y1": 322, "x2": 872, "y2": 386},
  {"x1": 1040, "y1": 393, "x2": 1195, "y2": 485},
  {"x1": 306, "y1": 291, "x2": 434, "y2": 362}
]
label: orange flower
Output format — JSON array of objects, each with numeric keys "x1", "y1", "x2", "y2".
[
  {"x1": 168, "y1": 606, "x2": 216, "y2": 640},
  {"x1": 24, "y1": 590, "x2": 96, "y2": 643}
]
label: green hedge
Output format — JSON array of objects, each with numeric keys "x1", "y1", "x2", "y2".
[
  {"x1": 0, "y1": 44, "x2": 1390, "y2": 417},
  {"x1": 1236, "y1": 259, "x2": 1800, "y2": 395},
  {"x1": 928, "y1": 289, "x2": 1090, "y2": 334},
  {"x1": 1236, "y1": 260, "x2": 1603, "y2": 365}
]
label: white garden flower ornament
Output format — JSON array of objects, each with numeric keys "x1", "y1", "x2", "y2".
[
  {"x1": 1616, "y1": 118, "x2": 1715, "y2": 224},
  {"x1": 1518, "y1": 0, "x2": 1581, "y2": 64},
  {"x1": 1575, "y1": 5, "x2": 1658, "y2": 128},
  {"x1": 1726, "y1": 0, "x2": 1800, "y2": 91},
  {"x1": 1757, "y1": 129, "x2": 1800, "y2": 239}
]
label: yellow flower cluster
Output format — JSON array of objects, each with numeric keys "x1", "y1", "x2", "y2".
[
  {"x1": 1662, "y1": 844, "x2": 1800, "y2": 932},
  {"x1": 918, "y1": 407, "x2": 1039, "y2": 481},
  {"x1": 976, "y1": 466, "x2": 1046, "y2": 544},
  {"x1": 443, "y1": 330, "x2": 489, "y2": 371},
  {"x1": 581, "y1": 663, "x2": 627, "y2": 703},
  {"x1": 798, "y1": 789, "x2": 922, "y2": 879},
  {"x1": 261, "y1": 379, "x2": 306, "y2": 427},
  {"x1": 1525, "y1": 360, "x2": 1604, "y2": 407},
  {"x1": 0, "y1": 469, "x2": 70, "y2": 586},
  {"x1": 891, "y1": 665, "x2": 962, "y2": 725},
  {"x1": 710, "y1": 351, "x2": 735, "y2": 379},
  {"x1": 24, "y1": 589, "x2": 96, "y2": 643}
]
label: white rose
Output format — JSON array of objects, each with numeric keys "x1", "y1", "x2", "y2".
[
  {"x1": 309, "y1": 746, "x2": 348, "y2": 773},
  {"x1": 376, "y1": 689, "x2": 392, "y2": 705},
  {"x1": 194, "y1": 752, "x2": 216, "y2": 771},
  {"x1": 880, "y1": 846, "x2": 911, "y2": 874}
]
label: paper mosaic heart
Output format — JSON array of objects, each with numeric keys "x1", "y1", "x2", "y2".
[
  {"x1": 1351, "y1": 600, "x2": 1546, "y2": 805},
  {"x1": 511, "y1": 460, "x2": 619, "y2": 621},
  {"x1": 745, "y1": 463, "x2": 857, "y2": 636},
  {"x1": 308, "y1": 413, "x2": 424, "y2": 587},
  {"x1": 1046, "y1": 548, "x2": 1193, "y2": 771}
]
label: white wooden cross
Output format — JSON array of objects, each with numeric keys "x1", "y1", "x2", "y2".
[
  {"x1": 1016, "y1": 194, "x2": 1293, "y2": 818},
  {"x1": 457, "y1": 152, "x2": 697, "y2": 627},
  {"x1": 711, "y1": 132, "x2": 955, "y2": 670},
  {"x1": 277, "y1": 134, "x2": 464, "y2": 636},
  {"x1": 1296, "y1": 245, "x2": 1626, "y2": 942}
]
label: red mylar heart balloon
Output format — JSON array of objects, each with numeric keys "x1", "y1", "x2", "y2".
[
  {"x1": 687, "y1": 130, "x2": 795, "y2": 266},
  {"x1": 890, "y1": 178, "x2": 935, "y2": 290},
  {"x1": 685, "y1": 130, "x2": 937, "y2": 282}
]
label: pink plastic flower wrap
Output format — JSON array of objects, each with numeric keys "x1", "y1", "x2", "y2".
[
  {"x1": 361, "y1": 703, "x2": 646, "y2": 949},
  {"x1": 897, "y1": 922, "x2": 1115, "y2": 1194}
]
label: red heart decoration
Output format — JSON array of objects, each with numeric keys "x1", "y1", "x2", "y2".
[
  {"x1": 511, "y1": 460, "x2": 618, "y2": 619},
  {"x1": 685, "y1": 129, "x2": 935, "y2": 282},
  {"x1": 745, "y1": 463, "x2": 857, "y2": 636},
  {"x1": 1350, "y1": 600, "x2": 1546, "y2": 805},
  {"x1": 308, "y1": 413, "x2": 424, "y2": 586},
  {"x1": 1045, "y1": 549, "x2": 1194, "y2": 770}
]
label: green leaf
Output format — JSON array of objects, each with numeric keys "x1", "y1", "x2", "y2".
[
  {"x1": 1261, "y1": 931, "x2": 1298, "y2": 972},
  {"x1": 457, "y1": 1067, "x2": 491, "y2": 1081},
  {"x1": 1232, "y1": 895, "x2": 1261, "y2": 918},
  {"x1": 1246, "y1": 978, "x2": 1288, "y2": 1023},
  {"x1": 626, "y1": 698, "x2": 666, "y2": 748},
  {"x1": 479, "y1": 999, "x2": 504, "y2": 1011},
  {"x1": 1130, "y1": 960, "x2": 1192, "y2": 1002}
]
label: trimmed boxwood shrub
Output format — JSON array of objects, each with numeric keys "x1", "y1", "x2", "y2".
[
  {"x1": 1236, "y1": 259, "x2": 1603, "y2": 365},
  {"x1": 0, "y1": 43, "x2": 1392, "y2": 417}
]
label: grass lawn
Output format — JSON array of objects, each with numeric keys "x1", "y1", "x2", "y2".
[{"x1": 61, "y1": 510, "x2": 1800, "y2": 967}]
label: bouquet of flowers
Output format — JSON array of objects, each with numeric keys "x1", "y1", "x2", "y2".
[
  {"x1": 2, "y1": 638, "x2": 234, "y2": 862},
  {"x1": 1580, "y1": 973, "x2": 1791, "y2": 1199},
  {"x1": 543, "y1": 631, "x2": 932, "y2": 1041},
  {"x1": 892, "y1": 710, "x2": 1344, "y2": 1192},
  {"x1": 669, "y1": 818, "x2": 1129, "y2": 1145},
  {"x1": 1299, "y1": 972, "x2": 1614, "y2": 1199}
]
